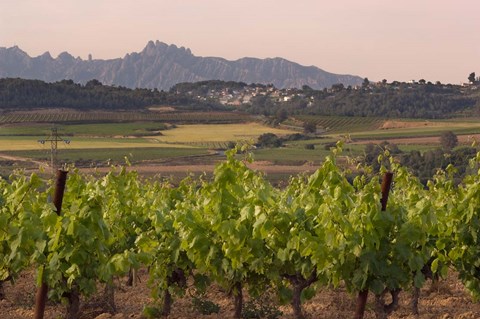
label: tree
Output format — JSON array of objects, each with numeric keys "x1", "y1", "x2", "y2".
[
  {"x1": 468, "y1": 72, "x2": 476, "y2": 83},
  {"x1": 85, "y1": 79, "x2": 103, "y2": 87},
  {"x1": 301, "y1": 85, "x2": 313, "y2": 92},
  {"x1": 331, "y1": 83, "x2": 344, "y2": 92},
  {"x1": 304, "y1": 144, "x2": 315, "y2": 150},
  {"x1": 362, "y1": 78, "x2": 370, "y2": 88},
  {"x1": 303, "y1": 121, "x2": 317, "y2": 134},
  {"x1": 257, "y1": 133, "x2": 283, "y2": 148},
  {"x1": 440, "y1": 131, "x2": 458, "y2": 151},
  {"x1": 275, "y1": 108, "x2": 288, "y2": 123}
]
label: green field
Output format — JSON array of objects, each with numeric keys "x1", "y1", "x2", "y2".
[
  {"x1": 252, "y1": 147, "x2": 332, "y2": 165},
  {"x1": 0, "y1": 122, "x2": 171, "y2": 137},
  {"x1": 3, "y1": 147, "x2": 211, "y2": 163},
  {"x1": 0, "y1": 136, "x2": 190, "y2": 151}
]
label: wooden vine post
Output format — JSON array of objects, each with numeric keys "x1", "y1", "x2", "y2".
[
  {"x1": 380, "y1": 172, "x2": 393, "y2": 212},
  {"x1": 34, "y1": 170, "x2": 68, "y2": 319},
  {"x1": 354, "y1": 172, "x2": 393, "y2": 319}
]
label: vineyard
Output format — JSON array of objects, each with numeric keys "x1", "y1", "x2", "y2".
[
  {"x1": 2, "y1": 144, "x2": 480, "y2": 319},
  {"x1": 293, "y1": 116, "x2": 384, "y2": 133},
  {"x1": 183, "y1": 141, "x2": 232, "y2": 149},
  {"x1": 0, "y1": 111, "x2": 252, "y2": 124}
]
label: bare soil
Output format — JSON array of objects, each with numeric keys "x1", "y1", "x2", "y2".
[{"x1": 1, "y1": 269, "x2": 479, "y2": 319}]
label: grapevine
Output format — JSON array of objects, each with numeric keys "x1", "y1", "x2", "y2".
[{"x1": 2, "y1": 146, "x2": 480, "y2": 318}]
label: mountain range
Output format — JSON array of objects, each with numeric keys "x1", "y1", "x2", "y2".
[{"x1": 0, "y1": 40, "x2": 363, "y2": 90}]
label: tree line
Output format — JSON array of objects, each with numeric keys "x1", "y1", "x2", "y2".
[
  {"x1": 0, "y1": 78, "x2": 227, "y2": 111},
  {"x1": 247, "y1": 82, "x2": 478, "y2": 119},
  {"x1": 363, "y1": 131, "x2": 476, "y2": 184}
]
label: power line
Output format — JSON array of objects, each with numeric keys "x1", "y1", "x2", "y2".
[{"x1": 38, "y1": 127, "x2": 70, "y2": 172}]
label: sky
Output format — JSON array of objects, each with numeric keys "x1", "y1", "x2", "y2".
[{"x1": 1, "y1": 0, "x2": 479, "y2": 84}]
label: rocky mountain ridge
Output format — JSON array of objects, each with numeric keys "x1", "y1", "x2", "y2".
[{"x1": 0, "y1": 40, "x2": 363, "y2": 90}]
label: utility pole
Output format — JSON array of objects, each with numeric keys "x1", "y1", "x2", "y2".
[{"x1": 38, "y1": 127, "x2": 70, "y2": 172}]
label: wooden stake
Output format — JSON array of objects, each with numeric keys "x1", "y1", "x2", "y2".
[
  {"x1": 34, "y1": 170, "x2": 68, "y2": 319},
  {"x1": 353, "y1": 172, "x2": 393, "y2": 319}
]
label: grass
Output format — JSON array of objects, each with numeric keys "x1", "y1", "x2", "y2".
[
  {"x1": 252, "y1": 148, "x2": 321, "y2": 164},
  {"x1": 0, "y1": 136, "x2": 195, "y2": 151},
  {"x1": 396, "y1": 144, "x2": 439, "y2": 152},
  {"x1": 150, "y1": 123, "x2": 297, "y2": 144},
  {"x1": 0, "y1": 122, "x2": 169, "y2": 137},
  {"x1": 251, "y1": 142, "x2": 441, "y2": 166},
  {"x1": 60, "y1": 123, "x2": 169, "y2": 136},
  {"x1": 3, "y1": 147, "x2": 211, "y2": 163}
]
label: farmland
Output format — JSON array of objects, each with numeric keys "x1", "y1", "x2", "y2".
[
  {"x1": 293, "y1": 115, "x2": 384, "y2": 133},
  {"x1": 2, "y1": 109, "x2": 480, "y2": 318},
  {"x1": 0, "y1": 110, "x2": 251, "y2": 124},
  {"x1": 148, "y1": 123, "x2": 296, "y2": 146},
  {"x1": 0, "y1": 121, "x2": 296, "y2": 153},
  {"x1": 1, "y1": 110, "x2": 480, "y2": 180}
]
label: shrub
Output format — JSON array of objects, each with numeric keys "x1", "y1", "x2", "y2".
[
  {"x1": 304, "y1": 144, "x2": 315, "y2": 150},
  {"x1": 257, "y1": 133, "x2": 283, "y2": 148}
]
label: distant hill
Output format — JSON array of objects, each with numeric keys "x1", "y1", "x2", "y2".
[
  {"x1": 2, "y1": 77, "x2": 477, "y2": 119},
  {"x1": 0, "y1": 40, "x2": 363, "y2": 90},
  {"x1": 0, "y1": 78, "x2": 228, "y2": 111}
]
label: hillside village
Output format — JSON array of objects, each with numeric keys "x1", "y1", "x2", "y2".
[{"x1": 176, "y1": 78, "x2": 480, "y2": 109}]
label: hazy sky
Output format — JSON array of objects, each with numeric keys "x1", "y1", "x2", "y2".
[{"x1": 1, "y1": 0, "x2": 479, "y2": 84}]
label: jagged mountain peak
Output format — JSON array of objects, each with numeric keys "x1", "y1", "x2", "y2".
[
  {"x1": 58, "y1": 51, "x2": 75, "y2": 61},
  {"x1": 2, "y1": 45, "x2": 28, "y2": 56},
  {"x1": 0, "y1": 40, "x2": 363, "y2": 90},
  {"x1": 38, "y1": 51, "x2": 53, "y2": 59}
]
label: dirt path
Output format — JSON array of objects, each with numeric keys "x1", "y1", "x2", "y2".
[{"x1": 0, "y1": 153, "x2": 46, "y2": 167}]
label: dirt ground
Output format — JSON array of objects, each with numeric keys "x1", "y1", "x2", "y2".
[{"x1": 1, "y1": 269, "x2": 480, "y2": 319}]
